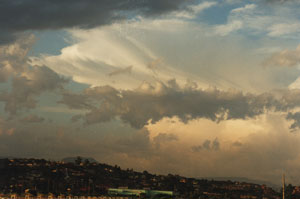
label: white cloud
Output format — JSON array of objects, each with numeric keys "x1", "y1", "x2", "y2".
[
  {"x1": 268, "y1": 23, "x2": 300, "y2": 37},
  {"x1": 218, "y1": 2, "x2": 300, "y2": 39},
  {"x1": 225, "y1": 0, "x2": 242, "y2": 4},
  {"x1": 31, "y1": 18, "x2": 213, "y2": 90},
  {"x1": 30, "y1": 3, "x2": 300, "y2": 93},
  {"x1": 173, "y1": 1, "x2": 217, "y2": 19},
  {"x1": 231, "y1": 4, "x2": 257, "y2": 13},
  {"x1": 214, "y1": 20, "x2": 243, "y2": 36}
]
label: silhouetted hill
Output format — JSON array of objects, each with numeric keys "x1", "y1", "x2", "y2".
[
  {"x1": 0, "y1": 158, "x2": 283, "y2": 198},
  {"x1": 62, "y1": 156, "x2": 98, "y2": 163},
  {"x1": 202, "y1": 177, "x2": 280, "y2": 190}
]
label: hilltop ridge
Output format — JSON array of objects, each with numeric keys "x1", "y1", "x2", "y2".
[{"x1": 0, "y1": 158, "x2": 290, "y2": 198}]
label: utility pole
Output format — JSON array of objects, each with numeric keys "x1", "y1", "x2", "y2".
[{"x1": 282, "y1": 173, "x2": 285, "y2": 199}]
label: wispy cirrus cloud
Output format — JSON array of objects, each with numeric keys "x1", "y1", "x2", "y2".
[
  {"x1": 173, "y1": 1, "x2": 217, "y2": 19},
  {"x1": 214, "y1": 20, "x2": 243, "y2": 36},
  {"x1": 231, "y1": 4, "x2": 257, "y2": 13}
]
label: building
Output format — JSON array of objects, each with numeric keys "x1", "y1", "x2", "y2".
[{"x1": 108, "y1": 188, "x2": 173, "y2": 198}]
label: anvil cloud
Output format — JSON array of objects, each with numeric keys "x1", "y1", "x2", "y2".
[{"x1": 1, "y1": 0, "x2": 300, "y2": 185}]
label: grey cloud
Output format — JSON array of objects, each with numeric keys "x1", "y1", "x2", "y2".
[
  {"x1": 59, "y1": 93, "x2": 94, "y2": 110},
  {"x1": 202, "y1": 140, "x2": 211, "y2": 150},
  {"x1": 71, "y1": 115, "x2": 84, "y2": 123},
  {"x1": 191, "y1": 145, "x2": 202, "y2": 152},
  {"x1": 153, "y1": 133, "x2": 178, "y2": 148},
  {"x1": 108, "y1": 65, "x2": 133, "y2": 77},
  {"x1": 0, "y1": 37, "x2": 68, "y2": 115},
  {"x1": 0, "y1": 119, "x2": 153, "y2": 166},
  {"x1": 20, "y1": 114, "x2": 45, "y2": 123},
  {"x1": 278, "y1": 89, "x2": 300, "y2": 108},
  {"x1": 212, "y1": 138, "x2": 220, "y2": 151},
  {"x1": 286, "y1": 112, "x2": 300, "y2": 131},
  {"x1": 273, "y1": 89, "x2": 300, "y2": 129},
  {"x1": 1, "y1": 109, "x2": 300, "y2": 185},
  {"x1": 60, "y1": 80, "x2": 285, "y2": 128},
  {"x1": 232, "y1": 141, "x2": 243, "y2": 147},
  {"x1": 110, "y1": 128, "x2": 152, "y2": 157},
  {"x1": 0, "y1": 124, "x2": 89, "y2": 158},
  {"x1": 0, "y1": 0, "x2": 195, "y2": 44},
  {"x1": 0, "y1": 31, "x2": 19, "y2": 46},
  {"x1": 0, "y1": 117, "x2": 16, "y2": 136},
  {"x1": 192, "y1": 138, "x2": 220, "y2": 152},
  {"x1": 0, "y1": 66, "x2": 67, "y2": 115}
]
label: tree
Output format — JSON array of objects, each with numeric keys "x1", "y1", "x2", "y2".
[
  {"x1": 75, "y1": 156, "x2": 82, "y2": 165},
  {"x1": 84, "y1": 159, "x2": 90, "y2": 166},
  {"x1": 285, "y1": 184, "x2": 293, "y2": 199}
]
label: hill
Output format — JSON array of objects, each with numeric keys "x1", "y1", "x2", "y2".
[
  {"x1": 62, "y1": 156, "x2": 98, "y2": 164},
  {"x1": 0, "y1": 158, "x2": 284, "y2": 198}
]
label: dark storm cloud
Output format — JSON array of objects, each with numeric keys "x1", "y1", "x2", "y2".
[
  {"x1": 0, "y1": 0, "x2": 195, "y2": 44},
  {"x1": 0, "y1": 31, "x2": 19, "y2": 45}
]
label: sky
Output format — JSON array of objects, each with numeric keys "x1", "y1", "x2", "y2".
[{"x1": 2, "y1": 0, "x2": 300, "y2": 185}]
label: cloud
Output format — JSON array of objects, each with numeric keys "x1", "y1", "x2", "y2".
[
  {"x1": 0, "y1": 0, "x2": 197, "y2": 44},
  {"x1": 232, "y1": 141, "x2": 243, "y2": 147},
  {"x1": 59, "y1": 79, "x2": 293, "y2": 129},
  {"x1": 173, "y1": 1, "x2": 217, "y2": 19},
  {"x1": 263, "y1": 45, "x2": 300, "y2": 67},
  {"x1": 2, "y1": 0, "x2": 300, "y2": 185},
  {"x1": 147, "y1": 58, "x2": 162, "y2": 74},
  {"x1": 0, "y1": 119, "x2": 154, "y2": 163},
  {"x1": 265, "y1": 0, "x2": 294, "y2": 3},
  {"x1": 192, "y1": 138, "x2": 220, "y2": 152},
  {"x1": 153, "y1": 133, "x2": 178, "y2": 148},
  {"x1": 214, "y1": 20, "x2": 243, "y2": 36},
  {"x1": 286, "y1": 112, "x2": 300, "y2": 131},
  {"x1": 59, "y1": 92, "x2": 94, "y2": 110},
  {"x1": 144, "y1": 113, "x2": 300, "y2": 184},
  {"x1": 215, "y1": 1, "x2": 300, "y2": 39},
  {"x1": 33, "y1": 14, "x2": 300, "y2": 92},
  {"x1": 1, "y1": 107, "x2": 300, "y2": 184},
  {"x1": 20, "y1": 114, "x2": 45, "y2": 123},
  {"x1": 0, "y1": 35, "x2": 68, "y2": 115},
  {"x1": 0, "y1": 66, "x2": 67, "y2": 115},
  {"x1": 108, "y1": 65, "x2": 133, "y2": 77},
  {"x1": 0, "y1": 34, "x2": 35, "y2": 82},
  {"x1": 268, "y1": 23, "x2": 300, "y2": 37},
  {"x1": 0, "y1": 117, "x2": 16, "y2": 136},
  {"x1": 31, "y1": 22, "x2": 210, "y2": 90},
  {"x1": 231, "y1": 4, "x2": 257, "y2": 13}
]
